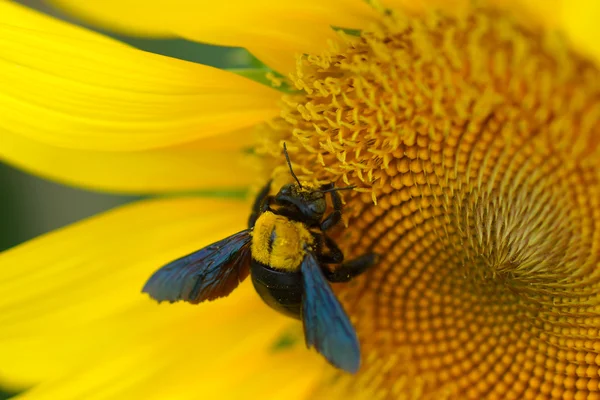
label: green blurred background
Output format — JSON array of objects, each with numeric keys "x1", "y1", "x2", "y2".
[{"x1": 1, "y1": 1, "x2": 257, "y2": 397}]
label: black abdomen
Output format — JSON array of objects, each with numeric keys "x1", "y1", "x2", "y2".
[{"x1": 250, "y1": 260, "x2": 303, "y2": 319}]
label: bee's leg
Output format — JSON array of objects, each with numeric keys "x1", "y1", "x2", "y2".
[
  {"x1": 320, "y1": 183, "x2": 343, "y2": 231},
  {"x1": 312, "y1": 232, "x2": 344, "y2": 264},
  {"x1": 322, "y1": 253, "x2": 379, "y2": 283},
  {"x1": 248, "y1": 180, "x2": 273, "y2": 228}
]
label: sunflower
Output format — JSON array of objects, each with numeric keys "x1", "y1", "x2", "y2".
[{"x1": 1, "y1": 0, "x2": 599, "y2": 399}]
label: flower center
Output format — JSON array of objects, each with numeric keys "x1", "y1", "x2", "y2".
[{"x1": 259, "y1": 5, "x2": 600, "y2": 399}]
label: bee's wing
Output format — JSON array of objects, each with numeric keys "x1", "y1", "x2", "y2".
[
  {"x1": 301, "y1": 252, "x2": 360, "y2": 373},
  {"x1": 142, "y1": 230, "x2": 252, "y2": 304}
]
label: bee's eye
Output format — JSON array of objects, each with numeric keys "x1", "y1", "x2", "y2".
[{"x1": 278, "y1": 184, "x2": 294, "y2": 196}]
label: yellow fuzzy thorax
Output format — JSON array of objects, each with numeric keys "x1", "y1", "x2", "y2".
[{"x1": 250, "y1": 211, "x2": 315, "y2": 271}]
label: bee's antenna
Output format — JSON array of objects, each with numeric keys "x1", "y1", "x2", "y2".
[
  {"x1": 318, "y1": 185, "x2": 356, "y2": 193},
  {"x1": 283, "y1": 143, "x2": 303, "y2": 188}
]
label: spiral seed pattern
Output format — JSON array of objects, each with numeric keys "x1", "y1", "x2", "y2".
[{"x1": 260, "y1": 5, "x2": 600, "y2": 399}]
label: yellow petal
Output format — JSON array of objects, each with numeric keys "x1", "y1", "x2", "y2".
[
  {"x1": 6, "y1": 285, "x2": 323, "y2": 400},
  {"x1": 47, "y1": 0, "x2": 379, "y2": 73},
  {"x1": 0, "y1": 196, "x2": 324, "y2": 397},
  {"x1": 245, "y1": 46, "x2": 299, "y2": 78},
  {"x1": 1, "y1": 127, "x2": 257, "y2": 194},
  {"x1": 523, "y1": 0, "x2": 600, "y2": 65},
  {"x1": 0, "y1": 197, "x2": 241, "y2": 382},
  {"x1": 384, "y1": 0, "x2": 469, "y2": 15},
  {"x1": 0, "y1": 1, "x2": 281, "y2": 151}
]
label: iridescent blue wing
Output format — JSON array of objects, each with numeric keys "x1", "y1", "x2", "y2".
[
  {"x1": 301, "y1": 252, "x2": 361, "y2": 373},
  {"x1": 142, "y1": 230, "x2": 252, "y2": 304}
]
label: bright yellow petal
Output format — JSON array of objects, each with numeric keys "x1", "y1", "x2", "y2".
[
  {"x1": 520, "y1": 0, "x2": 600, "y2": 65},
  {"x1": 0, "y1": 1, "x2": 281, "y2": 151},
  {"x1": 6, "y1": 285, "x2": 323, "y2": 400},
  {"x1": 45, "y1": 0, "x2": 600, "y2": 73},
  {"x1": 384, "y1": 0, "x2": 469, "y2": 15},
  {"x1": 0, "y1": 197, "x2": 244, "y2": 383},
  {"x1": 1, "y1": 127, "x2": 257, "y2": 194},
  {"x1": 245, "y1": 46, "x2": 300, "y2": 78},
  {"x1": 0, "y1": 196, "x2": 324, "y2": 397},
  {"x1": 47, "y1": 0, "x2": 379, "y2": 73}
]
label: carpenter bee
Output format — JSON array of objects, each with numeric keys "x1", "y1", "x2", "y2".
[{"x1": 143, "y1": 144, "x2": 378, "y2": 373}]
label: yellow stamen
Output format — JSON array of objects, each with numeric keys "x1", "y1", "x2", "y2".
[{"x1": 260, "y1": 4, "x2": 599, "y2": 399}]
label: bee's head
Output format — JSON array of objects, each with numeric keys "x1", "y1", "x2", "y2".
[
  {"x1": 275, "y1": 143, "x2": 356, "y2": 224},
  {"x1": 274, "y1": 183, "x2": 327, "y2": 222}
]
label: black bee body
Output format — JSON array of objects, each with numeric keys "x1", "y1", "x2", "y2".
[
  {"x1": 143, "y1": 145, "x2": 378, "y2": 373},
  {"x1": 250, "y1": 262, "x2": 303, "y2": 319}
]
